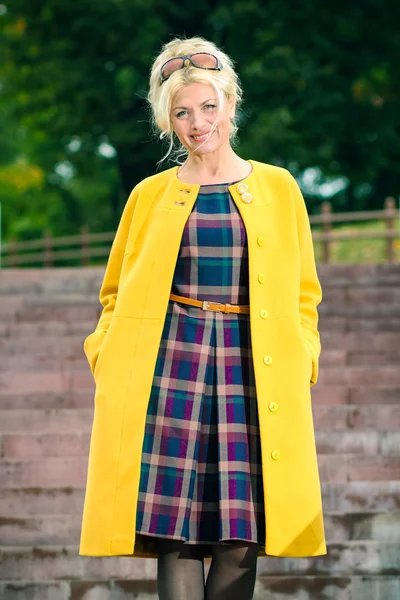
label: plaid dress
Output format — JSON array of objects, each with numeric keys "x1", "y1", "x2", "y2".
[{"x1": 135, "y1": 182, "x2": 265, "y2": 551}]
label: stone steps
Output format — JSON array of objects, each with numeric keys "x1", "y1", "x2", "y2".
[
  {"x1": 1, "y1": 482, "x2": 399, "y2": 517},
  {"x1": 1, "y1": 365, "x2": 400, "y2": 392},
  {"x1": 1, "y1": 542, "x2": 400, "y2": 579},
  {"x1": 0, "y1": 455, "x2": 399, "y2": 488},
  {"x1": 1, "y1": 512, "x2": 399, "y2": 547},
  {"x1": 5, "y1": 349, "x2": 400, "y2": 372},
  {"x1": 1, "y1": 405, "x2": 399, "y2": 432},
  {"x1": 0, "y1": 385, "x2": 399, "y2": 410},
  {"x1": 0, "y1": 430, "x2": 399, "y2": 459},
  {"x1": 1, "y1": 576, "x2": 399, "y2": 600},
  {"x1": 1, "y1": 266, "x2": 400, "y2": 293},
  {"x1": 0, "y1": 266, "x2": 399, "y2": 599}
]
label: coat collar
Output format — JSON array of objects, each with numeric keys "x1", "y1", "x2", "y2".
[{"x1": 161, "y1": 159, "x2": 272, "y2": 209}]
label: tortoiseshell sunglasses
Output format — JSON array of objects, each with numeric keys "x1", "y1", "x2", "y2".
[{"x1": 160, "y1": 52, "x2": 223, "y2": 84}]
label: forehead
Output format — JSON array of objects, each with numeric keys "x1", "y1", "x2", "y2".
[{"x1": 172, "y1": 82, "x2": 217, "y2": 107}]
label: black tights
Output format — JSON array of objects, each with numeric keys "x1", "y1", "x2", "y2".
[{"x1": 157, "y1": 538, "x2": 259, "y2": 600}]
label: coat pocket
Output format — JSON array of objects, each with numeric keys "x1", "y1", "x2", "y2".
[
  {"x1": 300, "y1": 335, "x2": 314, "y2": 383},
  {"x1": 84, "y1": 328, "x2": 108, "y2": 377}
]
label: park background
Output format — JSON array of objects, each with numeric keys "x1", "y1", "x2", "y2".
[
  {"x1": 1, "y1": 0, "x2": 400, "y2": 261},
  {"x1": 1, "y1": 1, "x2": 400, "y2": 600}
]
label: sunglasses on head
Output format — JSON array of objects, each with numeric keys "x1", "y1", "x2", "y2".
[{"x1": 160, "y1": 52, "x2": 223, "y2": 84}]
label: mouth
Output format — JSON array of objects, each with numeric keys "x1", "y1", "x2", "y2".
[{"x1": 191, "y1": 131, "x2": 213, "y2": 143}]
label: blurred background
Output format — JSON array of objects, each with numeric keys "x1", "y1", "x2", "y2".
[
  {"x1": 1, "y1": 2, "x2": 400, "y2": 600},
  {"x1": 1, "y1": 0, "x2": 400, "y2": 265}
]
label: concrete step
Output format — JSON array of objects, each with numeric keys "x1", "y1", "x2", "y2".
[
  {"x1": 0, "y1": 335, "x2": 87, "y2": 360},
  {"x1": 314, "y1": 405, "x2": 400, "y2": 430},
  {"x1": 0, "y1": 294, "x2": 100, "y2": 319},
  {"x1": 8, "y1": 347, "x2": 399, "y2": 371},
  {"x1": 0, "y1": 409, "x2": 93, "y2": 434},
  {"x1": 1, "y1": 576, "x2": 400, "y2": 600},
  {"x1": 2, "y1": 482, "x2": 399, "y2": 518},
  {"x1": 312, "y1": 385, "x2": 400, "y2": 406},
  {"x1": 317, "y1": 365, "x2": 400, "y2": 386},
  {"x1": 1, "y1": 366, "x2": 399, "y2": 394},
  {"x1": 0, "y1": 268, "x2": 105, "y2": 295},
  {"x1": 2, "y1": 306, "x2": 400, "y2": 328},
  {"x1": 0, "y1": 391, "x2": 94, "y2": 410},
  {"x1": 0, "y1": 487, "x2": 86, "y2": 516},
  {"x1": 0, "y1": 385, "x2": 398, "y2": 417},
  {"x1": 2, "y1": 266, "x2": 400, "y2": 295},
  {"x1": 318, "y1": 315, "x2": 400, "y2": 332},
  {"x1": 0, "y1": 370, "x2": 94, "y2": 394},
  {"x1": 317, "y1": 454, "x2": 400, "y2": 483},
  {"x1": 3, "y1": 300, "x2": 400, "y2": 321},
  {"x1": 321, "y1": 481, "x2": 400, "y2": 513},
  {"x1": 0, "y1": 405, "x2": 399, "y2": 434},
  {"x1": 0, "y1": 320, "x2": 96, "y2": 340},
  {"x1": 0, "y1": 347, "x2": 349, "y2": 372},
  {"x1": 1, "y1": 328, "x2": 399, "y2": 358},
  {"x1": 319, "y1": 306, "x2": 400, "y2": 320},
  {"x1": 320, "y1": 331, "x2": 400, "y2": 351},
  {"x1": 0, "y1": 455, "x2": 399, "y2": 488},
  {"x1": 1, "y1": 430, "x2": 399, "y2": 460},
  {"x1": 320, "y1": 285, "x2": 400, "y2": 304},
  {"x1": 0, "y1": 356, "x2": 88, "y2": 373},
  {"x1": 316, "y1": 264, "x2": 400, "y2": 286},
  {"x1": 315, "y1": 431, "x2": 400, "y2": 456},
  {"x1": 1, "y1": 512, "x2": 399, "y2": 547},
  {"x1": 1, "y1": 542, "x2": 399, "y2": 579},
  {"x1": 2, "y1": 305, "x2": 100, "y2": 324}
]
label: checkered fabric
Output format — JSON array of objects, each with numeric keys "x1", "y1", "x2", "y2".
[{"x1": 135, "y1": 182, "x2": 265, "y2": 548}]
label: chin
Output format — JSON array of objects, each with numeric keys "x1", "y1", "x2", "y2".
[
  {"x1": 191, "y1": 140, "x2": 221, "y2": 155},
  {"x1": 193, "y1": 145, "x2": 217, "y2": 155}
]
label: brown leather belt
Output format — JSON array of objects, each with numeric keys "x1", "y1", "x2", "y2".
[{"x1": 169, "y1": 292, "x2": 250, "y2": 314}]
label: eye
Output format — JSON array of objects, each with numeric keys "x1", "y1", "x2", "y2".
[
  {"x1": 175, "y1": 110, "x2": 188, "y2": 118},
  {"x1": 204, "y1": 104, "x2": 217, "y2": 111}
]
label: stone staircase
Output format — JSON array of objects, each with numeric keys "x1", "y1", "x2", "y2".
[{"x1": 0, "y1": 265, "x2": 399, "y2": 600}]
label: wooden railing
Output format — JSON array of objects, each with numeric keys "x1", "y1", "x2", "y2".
[{"x1": 1, "y1": 197, "x2": 399, "y2": 267}]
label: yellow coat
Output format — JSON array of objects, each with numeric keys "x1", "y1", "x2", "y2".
[{"x1": 79, "y1": 159, "x2": 327, "y2": 559}]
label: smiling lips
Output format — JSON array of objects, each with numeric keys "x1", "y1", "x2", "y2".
[{"x1": 191, "y1": 131, "x2": 213, "y2": 142}]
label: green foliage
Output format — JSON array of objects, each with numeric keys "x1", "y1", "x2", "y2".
[{"x1": 1, "y1": 0, "x2": 399, "y2": 242}]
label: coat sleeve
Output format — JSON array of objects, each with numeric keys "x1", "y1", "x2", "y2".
[
  {"x1": 287, "y1": 171, "x2": 323, "y2": 386},
  {"x1": 83, "y1": 184, "x2": 141, "y2": 376}
]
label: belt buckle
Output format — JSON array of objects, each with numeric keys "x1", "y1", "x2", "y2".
[{"x1": 202, "y1": 300, "x2": 233, "y2": 313}]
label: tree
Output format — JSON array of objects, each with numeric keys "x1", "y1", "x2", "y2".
[{"x1": 1, "y1": 0, "x2": 399, "y2": 240}]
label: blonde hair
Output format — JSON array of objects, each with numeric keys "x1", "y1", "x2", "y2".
[{"x1": 148, "y1": 36, "x2": 243, "y2": 166}]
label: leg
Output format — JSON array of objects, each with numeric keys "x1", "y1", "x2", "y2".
[
  {"x1": 205, "y1": 541, "x2": 259, "y2": 600},
  {"x1": 157, "y1": 538, "x2": 206, "y2": 600}
]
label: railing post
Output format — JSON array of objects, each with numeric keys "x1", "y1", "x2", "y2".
[
  {"x1": 80, "y1": 225, "x2": 90, "y2": 266},
  {"x1": 43, "y1": 230, "x2": 53, "y2": 267},
  {"x1": 384, "y1": 197, "x2": 396, "y2": 264},
  {"x1": 321, "y1": 201, "x2": 332, "y2": 264},
  {"x1": 9, "y1": 236, "x2": 18, "y2": 267}
]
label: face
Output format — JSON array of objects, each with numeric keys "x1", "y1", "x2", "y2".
[{"x1": 170, "y1": 82, "x2": 235, "y2": 155}]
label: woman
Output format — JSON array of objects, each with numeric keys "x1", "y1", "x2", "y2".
[{"x1": 79, "y1": 36, "x2": 327, "y2": 600}]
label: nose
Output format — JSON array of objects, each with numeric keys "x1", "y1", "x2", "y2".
[{"x1": 190, "y1": 110, "x2": 205, "y2": 131}]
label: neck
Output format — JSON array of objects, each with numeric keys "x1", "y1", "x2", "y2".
[{"x1": 177, "y1": 145, "x2": 251, "y2": 185}]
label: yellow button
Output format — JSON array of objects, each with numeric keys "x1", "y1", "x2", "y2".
[
  {"x1": 237, "y1": 183, "x2": 248, "y2": 194},
  {"x1": 269, "y1": 402, "x2": 278, "y2": 412},
  {"x1": 241, "y1": 192, "x2": 253, "y2": 204},
  {"x1": 271, "y1": 449, "x2": 280, "y2": 460},
  {"x1": 257, "y1": 236, "x2": 264, "y2": 246},
  {"x1": 258, "y1": 273, "x2": 265, "y2": 284},
  {"x1": 260, "y1": 309, "x2": 269, "y2": 319},
  {"x1": 263, "y1": 355, "x2": 272, "y2": 365}
]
